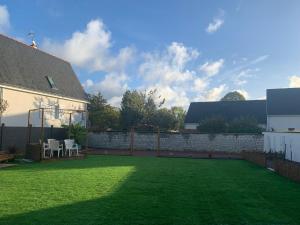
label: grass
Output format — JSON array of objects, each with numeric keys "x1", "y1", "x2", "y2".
[{"x1": 1, "y1": 156, "x2": 300, "y2": 225}]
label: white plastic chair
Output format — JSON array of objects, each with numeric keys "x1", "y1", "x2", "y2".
[
  {"x1": 49, "y1": 140, "x2": 64, "y2": 158},
  {"x1": 43, "y1": 142, "x2": 52, "y2": 158},
  {"x1": 64, "y1": 139, "x2": 79, "y2": 157}
]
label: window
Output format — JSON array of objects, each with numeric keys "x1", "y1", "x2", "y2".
[
  {"x1": 54, "y1": 105, "x2": 59, "y2": 119},
  {"x1": 46, "y1": 76, "x2": 58, "y2": 89}
]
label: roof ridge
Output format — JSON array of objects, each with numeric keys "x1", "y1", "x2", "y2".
[
  {"x1": 267, "y1": 87, "x2": 300, "y2": 91},
  {"x1": 0, "y1": 33, "x2": 70, "y2": 65},
  {"x1": 190, "y1": 99, "x2": 266, "y2": 104}
]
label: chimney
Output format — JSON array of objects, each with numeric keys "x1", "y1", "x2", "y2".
[{"x1": 30, "y1": 40, "x2": 37, "y2": 49}]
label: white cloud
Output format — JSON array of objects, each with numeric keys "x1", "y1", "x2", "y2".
[
  {"x1": 192, "y1": 78, "x2": 208, "y2": 92},
  {"x1": 192, "y1": 84, "x2": 227, "y2": 102},
  {"x1": 82, "y1": 73, "x2": 128, "y2": 103},
  {"x1": 138, "y1": 42, "x2": 202, "y2": 108},
  {"x1": 138, "y1": 43, "x2": 229, "y2": 107},
  {"x1": 236, "y1": 89, "x2": 249, "y2": 99},
  {"x1": 233, "y1": 68, "x2": 259, "y2": 86},
  {"x1": 42, "y1": 19, "x2": 134, "y2": 73},
  {"x1": 206, "y1": 10, "x2": 225, "y2": 34},
  {"x1": 206, "y1": 19, "x2": 224, "y2": 33},
  {"x1": 108, "y1": 96, "x2": 123, "y2": 107},
  {"x1": 200, "y1": 59, "x2": 224, "y2": 77},
  {"x1": 43, "y1": 19, "x2": 134, "y2": 107},
  {"x1": 205, "y1": 84, "x2": 227, "y2": 101},
  {"x1": 251, "y1": 55, "x2": 269, "y2": 64},
  {"x1": 289, "y1": 75, "x2": 300, "y2": 88},
  {"x1": 139, "y1": 42, "x2": 199, "y2": 85},
  {"x1": 0, "y1": 5, "x2": 10, "y2": 33},
  {"x1": 144, "y1": 84, "x2": 190, "y2": 109}
]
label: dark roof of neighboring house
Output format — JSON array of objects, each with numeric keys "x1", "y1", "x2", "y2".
[
  {"x1": 185, "y1": 100, "x2": 267, "y2": 124},
  {"x1": 267, "y1": 88, "x2": 300, "y2": 115},
  {"x1": 0, "y1": 34, "x2": 87, "y2": 101}
]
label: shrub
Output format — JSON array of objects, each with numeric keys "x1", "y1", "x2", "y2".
[
  {"x1": 197, "y1": 116, "x2": 227, "y2": 133},
  {"x1": 197, "y1": 116, "x2": 263, "y2": 134},
  {"x1": 227, "y1": 116, "x2": 263, "y2": 133},
  {"x1": 63, "y1": 123, "x2": 87, "y2": 145}
]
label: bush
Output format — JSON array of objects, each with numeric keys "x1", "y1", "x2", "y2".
[
  {"x1": 227, "y1": 116, "x2": 263, "y2": 133},
  {"x1": 63, "y1": 123, "x2": 87, "y2": 145},
  {"x1": 197, "y1": 116, "x2": 263, "y2": 134},
  {"x1": 197, "y1": 116, "x2": 227, "y2": 133}
]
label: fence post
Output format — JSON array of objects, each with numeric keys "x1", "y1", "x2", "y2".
[
  {"x1": 157, "y1": 127, "x2": 160, "y2": 156},
  {"x1": 0, "y1": 123, "x2": 4, "y2": 151},
  {"x1": 40, "y1": 108, "x2": 44, "y2": 144},
  {"x1": 130, "y1": 127, "x2": 134, "y2": 155},
  {"x1": 68, "y1": 113, "x2": 72, "y2": 139},
  {"x1": 50, "y1": 125, "x2": 53, "y2": 139},
  {"x1": 27, "y1": 124, "x2": 32, "y2": 144}
]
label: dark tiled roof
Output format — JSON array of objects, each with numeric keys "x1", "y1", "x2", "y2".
[
  {"x1": 185, "y1": 100, "x2": 267, "y2": 124},
  {"x1": 267, "y1": 88, "x2": 300, "y2": 115},
  {"x1": 0, "y1": 34, "x2": 87, "y2": 101}
]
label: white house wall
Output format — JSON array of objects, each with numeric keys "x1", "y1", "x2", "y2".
[
  {"x1": 1, "y1": 88, "x2": 87, "y2": 127},
  {"x1": 267, "y1": 115, "x2": 300, "y2": 132},
  {"x1": 184, "y1": 123, "x2": 198, "y2": 130}
]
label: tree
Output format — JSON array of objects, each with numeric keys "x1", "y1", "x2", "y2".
[
  {"x1": 197, "y1": 116, "x2": 227, "y2": 133},
  {"x1": 221, "y1": 91, "x2": 246, "y2": 101},
  {"x1": 152, "y1": 108, "x2": 176, "y2": 130},
  {"x1": 101, "y1": 106, "x2": 121, "y2": 130},
  {"x1": 143, "y1": 90, "x2": 158, "y2": 125},
  {"x1": 171, "y1": 106, "x2": 186, "y2": 130},
  {"x1": 87, "y1": 93, "x2": 121, "y2": 130},
  {"x1": 227, "y1": 116, "x2": 263, "y2": 133},
  {"x1": 120, "y1": 89, "x2": 165, "y2": 128},
  {"x1": 120, "y1": 90, "x2": 146, "y2": 128},
  {"x1": 87, "y1": 93, "x2": 107, "y2": 112}
]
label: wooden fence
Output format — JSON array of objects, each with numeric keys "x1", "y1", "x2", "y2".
[{"x1": 243, "y1": 151, "x2": 300, "y2": 182}]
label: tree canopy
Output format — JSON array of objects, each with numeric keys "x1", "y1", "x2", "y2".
[
  {"x1": 87, "y1": 93, "x2": 121, "y2": 131},
  {"x1": 87, "y1": 90, "x2": 185, "y2": 131},
  {"x1": 221, "y1": 91, "x2": 246, "y2": 101}
]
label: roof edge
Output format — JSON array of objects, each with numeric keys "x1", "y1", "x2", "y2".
[{"x1": 0, "y1": 33, "x2": 71, "y2": 65}]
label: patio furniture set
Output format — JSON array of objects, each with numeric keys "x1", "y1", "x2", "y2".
[{"x1": 43, "y1": 139, "x2": 79, "y2": 158}]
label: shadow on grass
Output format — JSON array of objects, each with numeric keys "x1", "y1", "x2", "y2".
[{"x1": 1, "y1": 156, "x2": 300, "y2": 225}]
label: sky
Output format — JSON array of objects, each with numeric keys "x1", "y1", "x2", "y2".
[{"x1": 0, "y1": 0, "x2": 300, "y2": 108}]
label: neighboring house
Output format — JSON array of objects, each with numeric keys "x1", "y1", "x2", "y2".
[
  {"x1": 266, "y1": 88, "x2": 300, "y2": 132},
  {"x1": 184, "y1": 100, "x2": 267, "y2": 130},
  {"x1": 264, "y1": 88, "x2": 300, "y2": 162},
  {"x1": 0, "y1": 34, "x2": 88, "y2": 127}
]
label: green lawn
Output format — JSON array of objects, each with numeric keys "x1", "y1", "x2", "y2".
[{"x1": 1, "y1": 156, "x2": 300, "y2": 225}]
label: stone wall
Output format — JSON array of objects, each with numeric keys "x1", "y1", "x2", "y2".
[{"x1": 87, "y1": 131, "x2": 264, "y2": 152}]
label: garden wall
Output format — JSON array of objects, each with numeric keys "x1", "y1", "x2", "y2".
[{"x1": 87, "y1": 131, "x2": 263, "y2": 152}]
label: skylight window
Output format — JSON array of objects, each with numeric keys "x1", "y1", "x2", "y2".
[{"x1": 46, "y1": 76, "x2": 58, "y2": 90}]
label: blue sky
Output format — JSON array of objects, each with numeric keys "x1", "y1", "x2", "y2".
[{"x1": 1, "y1": 0, "x2": 300, "y2": 108}]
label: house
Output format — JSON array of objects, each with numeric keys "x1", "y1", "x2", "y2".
[
  {"x1": 0, "y1": 34, "x2": 88, "y2": 127},
  {"x1": 264, "y1": 88, "x2": 300, "y2": 162},
  {"x1": 266, "y1": 88, "x2": 300, "y2": 132},
  {"x1": 184, "y1": 100, "x2": 267, "y2": 130}
]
